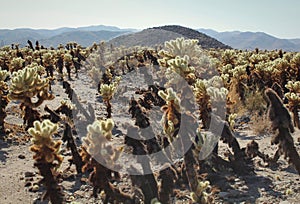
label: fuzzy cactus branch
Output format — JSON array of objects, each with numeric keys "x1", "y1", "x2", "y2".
[{"x1": 28, "y1": 120, "x2": 64, "y2": 203}]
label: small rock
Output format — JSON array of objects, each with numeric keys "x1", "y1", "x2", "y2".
[
  {"x1": 18, "y1": 154, "x2": 25, "y2": 159},
  {"x1": 24, "y1": 181, "x2": 32, "y2": 187},
  {"x1": 25, "y1": 177, "x2": 33, "y2": 182},
  {"x1": 24, "y1": 171, "x2": 35, "y2": 177}
]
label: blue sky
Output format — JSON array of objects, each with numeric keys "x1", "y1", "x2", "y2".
[{"x1": 1, "y1": 0, "x2": 299, "y2": 39}]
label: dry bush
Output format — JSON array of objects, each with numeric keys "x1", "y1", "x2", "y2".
[
  {"x1": 250, "y1": 113, "x2": 272, "y2": 136},
  {"x1": 244, "y1": 89, "x2": 267, "y2": 114}
]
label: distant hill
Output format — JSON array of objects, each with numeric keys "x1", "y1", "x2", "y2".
[
  {"x1": 109, "y1": 28, "x2": 184, "y2": 48},
  {"x1": 153, "y1": 25, "x2": 231, "y2": 49},
  {"x1": 109, "y1": 25, "x2": 231, "y2": 49},
  {"x1": 197, "y1": 28, "x2": 300, "y2": 51},
  {"x1": 0, "y1": 25, "x2": 137, "y2": 47}
]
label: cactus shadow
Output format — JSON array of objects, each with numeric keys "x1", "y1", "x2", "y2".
[{"x1": 0, "y1": 139, "x2": 9, "y2": 163}]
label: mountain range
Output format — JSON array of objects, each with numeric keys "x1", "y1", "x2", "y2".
[
  {"x1": 0, "y1": 25, "x2": 136, "y2": 48},
  {"x1": 197, "y1": 28, "x2": 300, "y2": 51},
  {"x1": 0, "y1": 24, "x2": 299, "y2": 51}
]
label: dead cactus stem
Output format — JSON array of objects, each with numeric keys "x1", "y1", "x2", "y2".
[
  {"x1": 265, "y1": 88, "x2": 300, "y2": 174},
  {"x1": 62, "y1": 123, "x2": 83, "y2": 173}
]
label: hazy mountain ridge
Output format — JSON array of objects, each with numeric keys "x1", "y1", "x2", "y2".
[
  {"x1": 197, "y1": 28, "x2": 300, "y2": 51},
  {"x1": 1, "y1": 24, "x2": 299, "y2": 51},
  {"x1": 0, "y1": 25, "x2": 137, "y2": 47}
]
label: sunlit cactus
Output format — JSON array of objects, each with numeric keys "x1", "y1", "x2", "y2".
[
  {"x1": 83, "y1": 119, "x2": 118, "y2": 158},
  {"x1": 80, "y1": 119, "x2": 133, "y2": 202},
  {"x1": 10, "y1": 57, "x2": 25, "y2": 72},
  {"x1": 28, "y1": 119, "x2": 64, "y2": 204},
  {"x1": 190, "y1": 180, "x2": 214, "y2": 204},
  {"x1": 193, "y1": 76, "x2": 228, "y2": 128},
  {"x1": 99, "y1": 76, "x2": 121, "y2": 118},
  {"x1": 0, "y1": 68, "x2": 9, "y2": 134},
  {"x1": 285, "y1": 81, "x2": 300, "y2": 93},
  {"x1": 28, "y1": 120, "x2": 62, "y2": 164},
  {"x1": 221, "y1": 49, "x2": 236, "y2": 65},
  {"x1": 8, "y1": 65, "x2": 54, "y2": 128},
  {"x1": 8, "y1": 66, "x2": 52, "y2": 103},
  {"x1": 166, "y1": 55, "x2": 196, "y2": 84},
  {"x1": 64, "y1": 53, "x2": 73, "y2": 79},
  {"x1": 285, "y1": 81, "x2": 300, "y2": 129},
  {"x1": 164, "y1": 37, "x2": 199, "y2": 58},
  {"x1": 158, "y1": 88, "x2": 181, "y2": 139},
  {"x1": 228, "y1": 113, "x2": 237, "y2": 130},
  {"x1": 291, "y1": 53, "x2": 300, "y2": 69}
]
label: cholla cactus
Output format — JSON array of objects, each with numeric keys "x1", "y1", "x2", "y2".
[
  {"x1": 228, "y1": 113, "x2": 237, "y2": 130},
  {"x1": 285, "y1": 81, "x2": 300, "y2": 129},
  {"x1": 28, "y1": 119, "x2": 64, "y2": 204},
  {"x1": 0, "y1": 68, "x2": 9, "y2": 81},
  {"x1": 158, "y1": 88, "x2": 181, "y2": 139},
  {"x1": 64, "y1": 53, "x2": 73, "y2": 79},
  {"x1": 81, "y1": 119, "x2": 132, "y2": 201},
  {"x1": 0, "y1": 68, "x2": 9, "y2": 134},
  {"x1": 8, "y1": 66, "x2": 52, "y2": 105},
  {"x1": 158, "y1": 38, "x2": 200, "y2": 85},
  {"x1": 10, "y1": 57, "x2": 25, "y2": 72},
  {"x1": 291, "y1": 53, "x2": 300, "y2": 69},
  {"x1": 8, "y1": 66, "x2": 54, "y2": 128},
  {"x1": 285, "y1": 81, "x2": 300, "y2": 93},
  {"x1": 42, "y1": 52, "x2": 53, "y2": 66},
  {"x1": 190, "y1": 180, "x2": 214, "y2": 204},
  {"x1": 221, "y1": 49, "x2": 236, "y2": 65},
  {"x1": 193, "y1": 76, "x2": 228, "y2": 128},
  {"x1": 99, "y1": 76, "x2": 121, "y2": 118},
  {"x1": 165, "y1": 56, "x2": 196, "y2": 84},
  {"x1": 29, "y1": 120, "x2": 62, "y2": 164},
  {"x1": 163, "y1": 37, "x2": 199, "y2": 58},
  {"x1": 83, "y1": 119, "x2": 119, "y2": 159},
  {"x1": 99, "y1": 82, "x2": 116, "y2": 100}
]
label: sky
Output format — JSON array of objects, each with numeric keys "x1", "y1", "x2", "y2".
[{"x1": 0, "y1": 0, "x2": 299, "y2": 39}]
